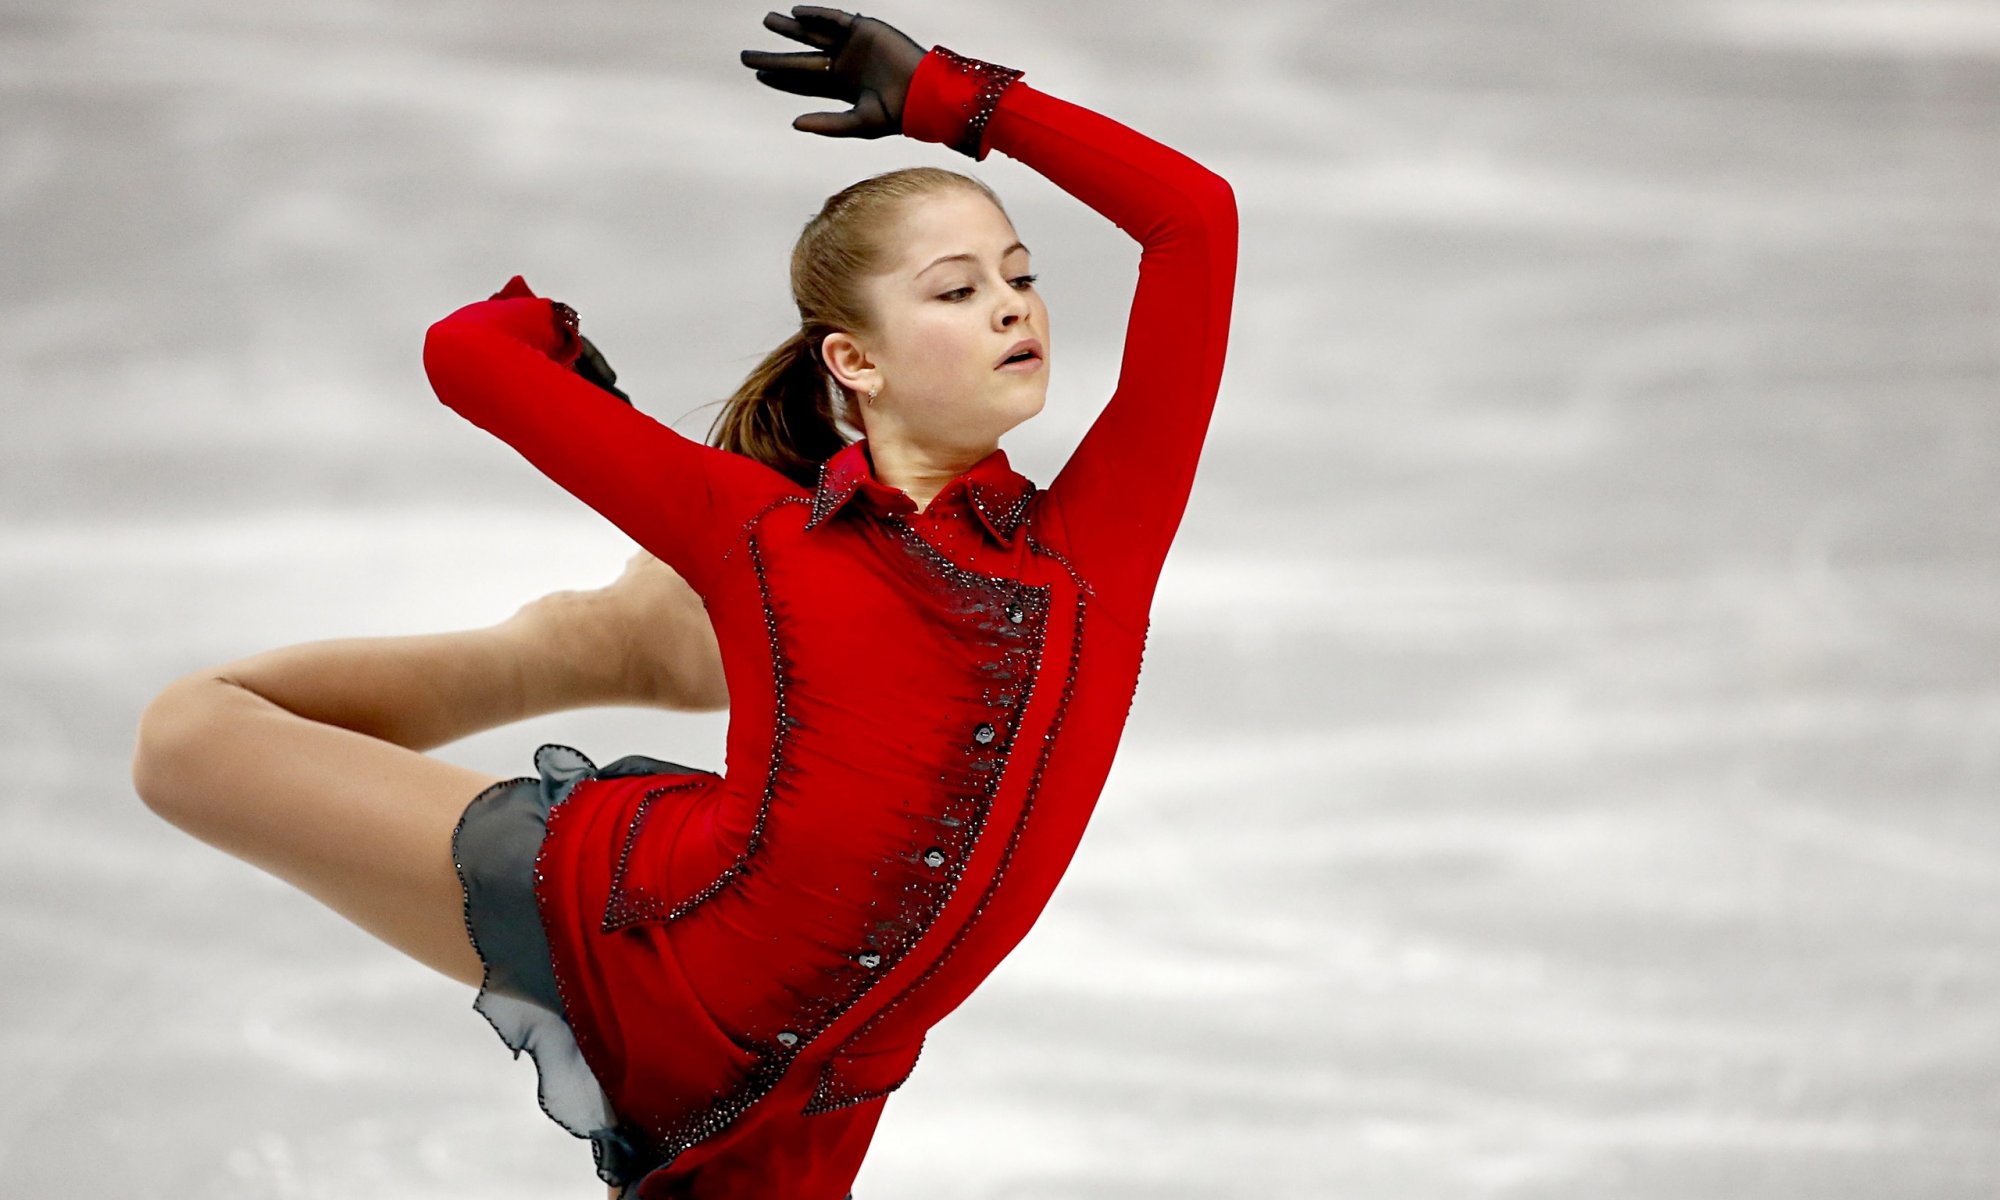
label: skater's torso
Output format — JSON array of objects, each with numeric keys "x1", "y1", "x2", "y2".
[{"x1": 636, "y1": 440, "x2": 1144, "y2": 1074}]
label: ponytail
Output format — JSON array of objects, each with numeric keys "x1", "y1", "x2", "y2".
[{"x1": 708, "y1": 328, "x2": 848, "y2": 490}]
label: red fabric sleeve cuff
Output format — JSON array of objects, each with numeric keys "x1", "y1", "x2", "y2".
[
  {"x1": 903, "y1": 45, "x2": 1025, "y2": 161},
  {"x1": 463, "y1": 275, "x2": 581, "y2": 365}
]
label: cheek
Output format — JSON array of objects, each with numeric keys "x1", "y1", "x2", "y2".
[{"x1": 904, "y1": 313, "x2": 985, "y2": 374}]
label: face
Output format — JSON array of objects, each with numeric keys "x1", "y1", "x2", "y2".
[{"x1": 821, "y1": 188, "x2": 1051, "y2": 458}]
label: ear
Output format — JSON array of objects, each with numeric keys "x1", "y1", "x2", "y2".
[{"x1": 819, "y1": 330, "x2": 877, "y2": 397}]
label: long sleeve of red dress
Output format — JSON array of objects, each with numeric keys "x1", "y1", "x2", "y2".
[
  {"x1": 423, "y1": 42, "x2": 1237, "y2": 1200},
  {"x1": 422, "y1": 276, "x2": 794, "y2": 599},
  {"x1": 922, "y1": 54, "x2": 1241, "y2": 624}
]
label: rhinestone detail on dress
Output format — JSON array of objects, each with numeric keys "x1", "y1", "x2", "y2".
[
  {"x1": 646, "y1": 527, "x2": 796, "y2": 924},
  {"x1": 929, "y1": 45, "x2": 1025, "y2": 161},
  {"x1": 599, "y1": 776, "x2": 714, "y2": 933},
  {"x1": 549, "y1": 300, "x2": 581, "y2": 358},
  {"x1": 968, "y1": 479, "x2": 1036, "y2": 544},
  {"x1": 792, "y1": 518, "x2": 1053, "y2": 1114},
  {"x1": 799, "y1": 1037, "x2": 927, "y2": 1117},
  {"x1": 774, "y1": 517, "x2": 1050, "y2": 1043},
  {"x1": 805, "y1": 535, "x2": 1091, "y2": 1114}
]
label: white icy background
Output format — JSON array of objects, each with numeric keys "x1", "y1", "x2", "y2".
[{"x1": 2, "y1": 1, "x2": 1997, "y2": 1196}]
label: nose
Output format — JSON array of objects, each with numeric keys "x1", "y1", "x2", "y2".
[{"x1": 996, "y1": 288, "x2": 1029, "y2": 328}]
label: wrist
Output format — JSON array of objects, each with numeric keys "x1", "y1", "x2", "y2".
[
  {"x1": 454, "y1": 275, "x2": 584, "y2": 366},
  {"x1": 903, "y1": 45, "x2": 1024, "y2": 161}
]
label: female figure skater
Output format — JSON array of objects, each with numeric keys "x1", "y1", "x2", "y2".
[{"x1": 133, "y1": 7, "x2": 1236, "y2": 1198}]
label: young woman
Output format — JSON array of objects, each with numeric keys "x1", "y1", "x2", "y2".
[{"x1": 134, "y1": 7, "x2": 1237, "y2": 1198}]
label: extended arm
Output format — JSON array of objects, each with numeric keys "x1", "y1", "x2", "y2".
[
  {"x1": 905, "y1": 50, "x2": 1240, "y2": 618},
  {"x1": 423, "y1": 276, "x2": 789, "y2": 596},
  {"x1": 736, "y1": 17, "x2": 1237, "y2": 616}
]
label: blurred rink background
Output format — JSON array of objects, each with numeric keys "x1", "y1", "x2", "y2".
[{"x1": 2, "y1": 0, "x2": 1996, "y2": 1196}]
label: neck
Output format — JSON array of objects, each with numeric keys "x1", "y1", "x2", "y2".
[{"x1": 865, "y1": 437, "x2": 998, "y2": 513}]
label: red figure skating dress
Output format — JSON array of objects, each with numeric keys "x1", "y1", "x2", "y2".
[{"x1": 432, "y1": 43, "x2": 1238, "y2": 1200}]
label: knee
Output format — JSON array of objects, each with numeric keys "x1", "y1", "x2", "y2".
[{"x1": 131, "y1": 677, "x2": 233, "y2": 827}]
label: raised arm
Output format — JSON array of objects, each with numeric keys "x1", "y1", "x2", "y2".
[
  {"x1": 423, "y1": 275, "x2": 790, "y2": 596},
  {"x1": 903, "y1": 47, "x2": 1240, "y2": 619}
]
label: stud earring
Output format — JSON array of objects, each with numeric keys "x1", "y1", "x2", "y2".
[{"x1": 865, "y1": 385, "x2": 879, "y2": 403}]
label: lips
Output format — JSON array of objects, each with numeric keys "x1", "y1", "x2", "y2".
[{"x1": 995, "y1": 337, "x2": 1043, "y2": 368}]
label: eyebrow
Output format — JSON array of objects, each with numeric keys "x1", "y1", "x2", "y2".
[{"x1": 917, "y1": 242, "x2": 1031, "y2": 278}]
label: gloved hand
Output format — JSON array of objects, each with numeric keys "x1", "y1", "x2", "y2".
[
  {"x1": 486, "y1": 274, "x2": 631, "y2": 404},
  {"x1": 739, "y1": 6, "x2": 927, "y2": 139},
  {"x1": 573, "y1": 335, "x2": 630, "y2": 403}
]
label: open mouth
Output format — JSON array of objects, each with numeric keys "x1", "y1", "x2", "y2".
[{"x1": 996, "y1": 338, "x2": 1045, "y2": 369}]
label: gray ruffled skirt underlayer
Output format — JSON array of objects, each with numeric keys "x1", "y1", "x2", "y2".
[{"x1": 450, "y1": 742, "x2": 703, "y2": 1197}]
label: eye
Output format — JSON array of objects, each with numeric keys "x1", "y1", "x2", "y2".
[{"x1": 938, "y1": 274, "x2": 1038, "y2": 302}]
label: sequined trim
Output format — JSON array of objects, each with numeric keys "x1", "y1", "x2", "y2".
[
  {"x1": 722, "y1": 494, "x2": 813, "y2": 566},
  {"x1": 794, "y1": 527, "x2": 1072, "y2": 1115},
  {"x1": 462, "y1": 744, "x2": 677, "y2": 1187},
  {"x1": 522, "y1": 746, "x2": 776, "y2": 1179},
  {"x1": 800, "y1": 1037, "x2": 927, "y2": 1116},
  {"x1": 929, "y1": 45, "x2": 1025, "y2": 161},
  {"x1": 646, "y1": 527, "x2": 796, "y2": 924},
  {"x1": 530, "y1": 745, "x2": 595, "y2": 1062},
  {"x1": 641, "y1": 1046, "x2": 796, "y2": 1174},
  {"x1": 773, "y1": 517, "x2": 1050, "y2": 1054},
  {"x1": 549, "y1": 300, "x2": 581, "y2": 359},
  {"x1": 452, "y1": 773, "x2": 553, "y2": 1107},
  {"x1": 811, "y1": 534, "x2": 1089, "y2": 1106},
  {"x1": 599, "y1": 776, "x2": 716, "y2": 933},
  {"x1": 587, "y1": 498, "x2": 1075, "y2": 1146},
  {"x1": 805, "y1": 449, "x2": 863, "y2": 530},
  {"x1": 805, "y1": 440, "x2": 1036, "y2": 546},
  {"x1": 968, "y1": 478, "x2": 1037, "y2": 545}
]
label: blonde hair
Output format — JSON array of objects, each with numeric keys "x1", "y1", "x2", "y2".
[{"x1": 707, "y1": 166, "x2": 1009, "y2": 487}]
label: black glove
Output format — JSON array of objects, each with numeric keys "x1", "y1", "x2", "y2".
[
  {"x1": 739, "y1": 6, "x2": 927, "y2": 139},
  {"x1": 573, "y1": 335, "x2": 630, "y2": 404}
]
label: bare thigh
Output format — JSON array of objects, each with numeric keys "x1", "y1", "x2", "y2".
[{"x1": 143, "y1": 683, "x2": 510, "y2": 990}]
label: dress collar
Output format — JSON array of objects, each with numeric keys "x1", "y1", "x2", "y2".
[{"x1": 805, "y1": 439, "x2": 1036, "y2": 548}]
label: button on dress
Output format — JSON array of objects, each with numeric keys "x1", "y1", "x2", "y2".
[{"x1": 425, "y1": 42, "x2": 1238, "y2": 1200}]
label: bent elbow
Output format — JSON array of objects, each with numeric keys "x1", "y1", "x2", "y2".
[
  {"x1": 1196, "y1": 171, "x2": 1238, "y2": 244},
  {"x1": 1150, "y1": 169, "x2": 1238, "y2": 260}
]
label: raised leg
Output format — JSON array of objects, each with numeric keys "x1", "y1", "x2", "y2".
[
  {"x1": 129, "y1": 555, "x2": 724, "y2": 986},
  {"x1": 133, "y1": 675, "x2": 504, "y2": 988}
]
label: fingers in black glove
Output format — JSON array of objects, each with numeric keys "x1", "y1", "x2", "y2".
[
  {"x1": 739, "y1": 6, "x2": 927, "y2": 139},
  {"x1": 574, "y1": 335, "x2": 631, "y2": 404}
]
